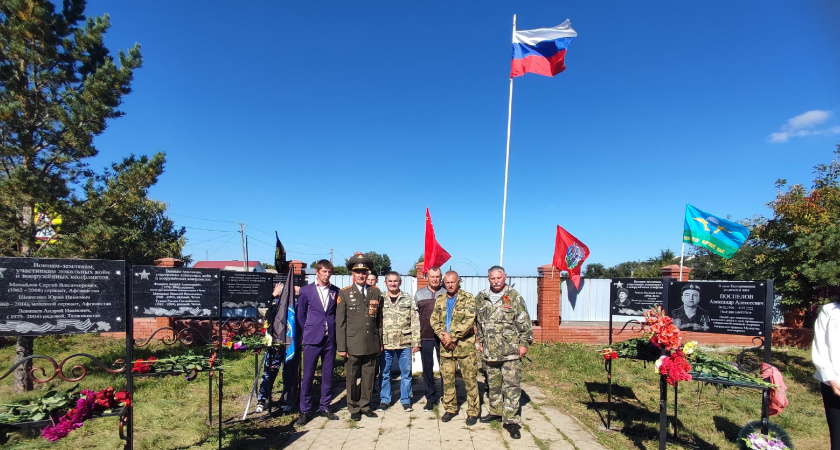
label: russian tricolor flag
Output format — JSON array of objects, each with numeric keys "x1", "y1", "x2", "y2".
[{"x1": 511, "y1": 20, "x2": 577, "y2": 78}]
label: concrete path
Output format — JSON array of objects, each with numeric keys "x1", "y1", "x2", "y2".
[{"x1": 282, "y1": 378, "x2": 606, "y2": 450}]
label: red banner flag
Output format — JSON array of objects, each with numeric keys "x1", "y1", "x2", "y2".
[
  {"x1": 424, "y1": 208, "x2": 451, "y2": 273},
  {"x1": 552, "y1": 225, "x2": 589, "y2": 290}
]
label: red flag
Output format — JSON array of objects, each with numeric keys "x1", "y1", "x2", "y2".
[
  {"x1": 552, "y1": 225, "x2": 590, "y2": 290},
  {"x1": 424, "y1": 208, "x2": 451, "y2": 273}
]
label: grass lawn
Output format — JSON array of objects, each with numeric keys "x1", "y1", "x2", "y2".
[
  {"x1": 523, "y1": 342, "x2": 825, "y2": 449},
  {"x1": 1, "y1": 335, "x2": 826, "y2": 449}
]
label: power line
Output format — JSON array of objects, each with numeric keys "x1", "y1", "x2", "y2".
[
  {"x1": 249, "y1": 225, "x2": 333, "y2": 250},
  {"x1": 187, "y1": 232, "x2": 238, "y2": 246},
  {"x1": 205, "y1": 233, "x2": 238, "y2": 259},
  {"x1": 170, "y1": 213, "x2": 238, "y2": 224},
  {"x1": 184, "y1": 226, "x2": 234, "y2": 232}
]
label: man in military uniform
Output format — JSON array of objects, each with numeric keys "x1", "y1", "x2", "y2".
[
  {"x1": 431, "y1": 270, "x2": 479, "y2": 425},
  {"x1": 475, "y1": 266, "x2": 533, "y2": 439},
  {"x1": 377, "y1": 271, "x2": 420, "y2": 412},
  {"x1": 336, "y1": 253, "x2": 383, "y2": 421}
]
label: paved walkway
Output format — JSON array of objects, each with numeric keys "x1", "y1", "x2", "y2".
[{"x1": 282, "y1": 379, "x2": 606, "y2": 450}]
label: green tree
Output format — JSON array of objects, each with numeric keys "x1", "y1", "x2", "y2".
[
  {"x1": 357, "y1": 251, "x2": 391, "y2": 276},
  {"x1": 582, "y1": 263, "x2": 607, "y2": 278},
  {"x1": 310, "y1": 259, "x2": 348, "y2": 274},
  {"x1": 408, "y1": 254, "x2": 423, "y2": 276},
  {"x1": 0, "y1": 0, "x2": 143, "y2": 390},
  {"x1": 754, "y1": 144, "x2": 840, "y2": 308},
  {"x1": 315, "y1": 251, "x2": 392, "y2": 276},
  {"x1": 584, "y1": 249, "x2": 678, "y2": 279},
  {"x1": 47, "y1": 153, "x2": 188, "y2": 265}
]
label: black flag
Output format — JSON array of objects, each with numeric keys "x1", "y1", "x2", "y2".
[
  {"x1": 274, "y1": 231, "x2": 287, "y2": 272},
  {"x1": 270, "y1": 266, "x2": 295, "y2": 349}
]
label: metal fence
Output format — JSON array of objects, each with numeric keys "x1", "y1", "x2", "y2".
[
  {"x1": 305, "y1": 274, "x2": 538, "y2": 318},
  {"x1": 560, "y1": 278, "x2": 613, "y2": 322}
]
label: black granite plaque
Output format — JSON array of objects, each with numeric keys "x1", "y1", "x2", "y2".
[
  {"x1": 610, "y1": 278, "x2": 663, "y2": 316},
  {"x1": 0, "y1": 257, "x2": 126, "y2": 336},
  {"x1": 271, "y1": 272, "x2": 305, "y2": 287},
  {"x1": 221, "y1": 271, "x2": 276, "y2": 317},
  {"x1": 667, "y1": 281, "x2": 767, "y2": 335},
  {"x1": 131, "y1": 266, "x2": 220, "y2": 317}
]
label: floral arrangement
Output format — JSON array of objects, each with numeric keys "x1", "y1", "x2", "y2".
[
  {"x1": 742, "y1": 432, "x2": 790, "y2": 450},
  {"x1": 0, "y1": 384, "x2": 129, "y2": 442},
  {"x1": 131, "y1": 351, "x2": 218, "y2": 381},
  {"x1": 656, "y1": 349, "x2": 692, "y2": 386},
  {"x1": 738, "y1": 420, "x2": 793, "y2": 450},
  {"x1": 603, "y1": 307, "x2": 776, "y2": 388},
  {"x1": 684, "y1": 341, "x2": 776, "y2": 388},
  {"x1": 220, "y1": 322, "x2": 271, "y2": 353},
  {"x1": 644, "y1": 306, "x2": 682, "y2": 351}
]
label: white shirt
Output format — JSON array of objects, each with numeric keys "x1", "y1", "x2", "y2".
[
  {"x1": 315, "y1": 282, "x2": 330, "y2": 310},
  {"x1": 315, "y1": 281, "x2": 331, "y2": 334},
  {"x1": 813, "y1": 302, "x2": 840, "y2": 385}
]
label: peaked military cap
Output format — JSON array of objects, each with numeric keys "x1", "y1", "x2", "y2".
[
  {"x1": 681, "y1": 283, "x2": 702, "y2": 293},
  {"x1": 346, "y1": 252, "x2": 373, "y2": 272}
]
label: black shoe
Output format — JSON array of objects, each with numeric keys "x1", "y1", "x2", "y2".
[
  {"x1": 362, "y1": 410, "x2": 378, "y2": 418},
  {"x1": 375, "y1": 404, "x2": 389, "y2": 412},
  {"x1": 296, "y1": 412, "x2": 310, "y2": 427},
  {"x1": 465, "y1": 416, "x2": 478, "y2": 426},
  {"x1": 505, "y1": 423, "x2": 521, "y2": 439},
  {"x1": 480, "y1": 414, "x2": 502, "y2": 423},
  {"x1": 423, "y1": 400, "x2": 435, "y2": 412},
  {"x1": 317, "y1": 409, "x2": 339, "y2": 420},
  {"x1": 351, "y1": 412, "x2": 362, "y2": 421},
  {"x1": 441, "y1": 411, "x2": 456, "y2": 422},
  {"x1": 254, "y1": 400, "x2": 266, "y2": 413}
]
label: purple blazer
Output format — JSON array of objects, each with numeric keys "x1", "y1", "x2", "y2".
[{"x1": 297, "y1": 282, "x2": 340, "y2": 346}]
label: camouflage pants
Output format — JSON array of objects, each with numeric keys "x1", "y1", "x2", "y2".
[
  {"x1": 440, "y1": 353, "x2": 479, "y2": 417},
  {"x1": 485, "y1": 359, "x2": 522, "y2": 424}
]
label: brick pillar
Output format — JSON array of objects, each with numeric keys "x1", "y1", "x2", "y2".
[
  {"x1": 415, "y1": 262, "x2": 428, "y2": 291},
  {"x1": 535, "y1": 264, "x2": 563, "y2": 342},
  {"x1": 289, "y1": 260, "x2": 305, "y2": 276},
  {"x1": 661, "y1": 264, "x2": 691, "y2": 281}
]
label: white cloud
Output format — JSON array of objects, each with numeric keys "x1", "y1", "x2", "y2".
[{"x1": 768, "y1": 109, "x2": 840, "y2": 143}]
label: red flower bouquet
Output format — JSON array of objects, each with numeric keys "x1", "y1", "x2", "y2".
[{"x1": 656, "y1": 349, "x2": 692, "y2": 386}]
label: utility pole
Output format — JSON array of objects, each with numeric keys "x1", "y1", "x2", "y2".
[
  {"x1": 239, "y1": 223, "x2": 247, "y2": 271},
  {"x1": 330, "y1": 248, "x2": 334, "y2": 265}
]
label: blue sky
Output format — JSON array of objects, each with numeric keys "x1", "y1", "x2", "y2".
[{"x1": 82, "y1": 1, "x2": 840, "y2": 276}]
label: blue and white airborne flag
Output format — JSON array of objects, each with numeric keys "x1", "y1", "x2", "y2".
[
  {"x1": 683, "y1": 204, "x2": 750, "y2": 259},
  {"x1": 285, "y1": 302, "x2": 296, "y2": 362}
]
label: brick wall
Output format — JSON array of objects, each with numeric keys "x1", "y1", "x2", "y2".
[{"x1": 533, "y1": 322, "x2": 804, "y2": 347}]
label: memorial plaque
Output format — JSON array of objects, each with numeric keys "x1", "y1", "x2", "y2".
[
  {"x1": 610, "y1": 278, "x2": 663, "y2": 316},
  {"x1": 131, "y1": 266, "x2": 220, "y2": 317},
  {"x1": 0, "y1": 257, "x2": 126, "y2": 336},
  {"x1": 271, "y1": 272, "x2": 305, "y2": 287},
  {"x1": 667, "y1": 281, "x2": 767, "y2": 335},
  {"x1": 220, "y1": 271, "x2": 276, "y2": 317}
]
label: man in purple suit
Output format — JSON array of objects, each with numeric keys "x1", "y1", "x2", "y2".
[{"x1": 296, "y1": 259, "x2": 341, "y2": 426}]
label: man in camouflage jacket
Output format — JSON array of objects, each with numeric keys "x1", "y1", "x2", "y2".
[
  {"x1": 475, "y1": 266, "x2": 533, "y2": 439},
  {"x1": 377, "y1": 271, "x2": 421, "y2": 411},
  {"x1": 430, "y1": 270, "x2": 479, "y2": 425}
]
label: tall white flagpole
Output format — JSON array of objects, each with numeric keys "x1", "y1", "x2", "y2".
[
  {"x1": 679, "y1": 203, "x2": 687, "y2": 280},
  {"x1": 679, "y1": 241, "x2": 686, "y2": 281},
  {"x1": 500, "y1": 14, "x2": 516, "y2": 266}
]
